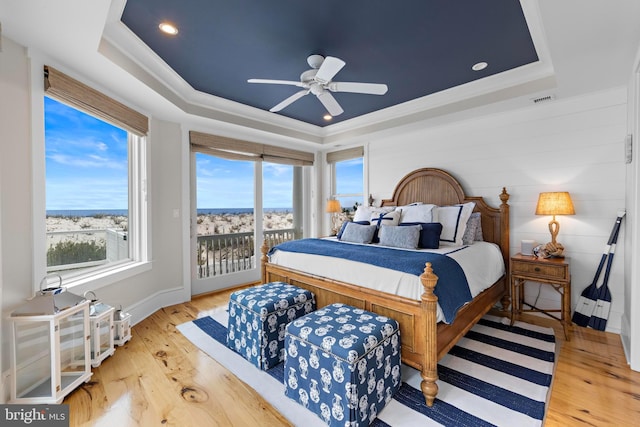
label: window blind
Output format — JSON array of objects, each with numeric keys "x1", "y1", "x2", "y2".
[
  {"x1": 190, "y1": 131, "x2": 314, "y2": 166},
  {"x1": 44, "y1": 66, "x2": 149, "y2": 136},
  {"x1": 326, "y1": 146, "x2": 364, "y2": 164}
]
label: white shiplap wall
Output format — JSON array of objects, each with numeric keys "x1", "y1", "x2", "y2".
[{"x1": 366, "y1": 87, "x2": 628, "y2": 333}]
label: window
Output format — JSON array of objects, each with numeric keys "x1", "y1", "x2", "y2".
[
  {"x1": 190, "y1": 131, "x2": 312, "y2": 280},
  {"x1": 327, "y1": 147, "x2": 364, "y2": 220},
  {"x1": 42, "y1": 66, "x2": 149, "y2": 284},
  {"x1": 195, "y1": 154, "x2": 256, "y2": 278},
  {"x1": 263, "y1": 162, "x2": 301, "y2": 244}
]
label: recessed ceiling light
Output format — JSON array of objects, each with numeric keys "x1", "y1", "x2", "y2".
[
  {"x1": 323, "y1": 114, "x2": 333, "y2": 121},
  {"x1": 472, "y1": 62, "x2": 488, "y2": 71},
  {"x1": 159, "y1": 22, "x2": 179, "y2": 36}
]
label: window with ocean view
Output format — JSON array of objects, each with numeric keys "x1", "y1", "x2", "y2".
[
  {"x1": 195, "y1": 154, "x2": 300, "y2": 278},
  {"x1": 328, "y1": 147, "x2": 365, "y2": 222},
  {"x1": 44, "y1": 96, "x2": 146, "y2": 278}
]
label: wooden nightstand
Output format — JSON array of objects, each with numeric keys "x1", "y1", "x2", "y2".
[{"x1": 510, "y1": 253, "x2": 571, "y2": 340}]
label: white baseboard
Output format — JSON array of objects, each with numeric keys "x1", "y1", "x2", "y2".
[{"x1": 125, "y1": 285, "x2": 190, "y2": 326}]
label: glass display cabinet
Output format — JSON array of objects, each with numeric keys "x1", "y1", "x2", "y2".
[{"x1": 9, "y1": 298, "x2": 92, "y2": 404}]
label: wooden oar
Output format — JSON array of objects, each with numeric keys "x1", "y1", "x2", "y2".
[
  {"x1": 587, "y1": 210, "x2": 625, "y2": 331},
  {"x1": 572, "y1": 211, "x2": 625, "y2": 327}
]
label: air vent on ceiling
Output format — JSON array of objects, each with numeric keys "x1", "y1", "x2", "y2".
[{"x1": 531, "y1": 94, "x2": 556, "y2": 104}]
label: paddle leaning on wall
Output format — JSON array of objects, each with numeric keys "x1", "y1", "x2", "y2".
[{"x1": 572, "y1": 210, "x2": 625, "y2": 331}]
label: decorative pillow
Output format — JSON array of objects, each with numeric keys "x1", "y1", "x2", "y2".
[
  {"x1": 369, "y1": 210, "x2": 401, "y2": 227},
  {"x1": 336, "y1": 220, "x2": 370, "y2": 239},
  {"x1": 400, "y1": 222, "x2": 443, "y2": 249},
  {"x1": 474, "y1": 213, "x2": 484, "y2": 241},
  {"x1": 352, "y1": 205, "x2": 394, "y2": 222},
  {"x1": 369, "y1": 210, "x2": 401, "y2": 243},
  {"x1": 378, "y1": 225, "x2": 421, "y2": 249},
  {"x1": 462, "y1": 212, "x2": 480, "y2": 245},
  {"x1": 395, "y1": 203, "x2": 436, "y2": 223},
  {"x1": 339, "y1": 222, "x2": 377, "y2": 244},
  {"x1": 433, "y1": 202, "x2": 475, "y2": 246}
]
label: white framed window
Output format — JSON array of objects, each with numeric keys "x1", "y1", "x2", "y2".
[
  {"x1": 39, "y1": 66, "x2": 150, "y2": 289},
  {"x1": 327, "y1": 147, "x2": 364, "y2": 218}
]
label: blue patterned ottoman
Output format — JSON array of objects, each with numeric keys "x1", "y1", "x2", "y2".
[
  {"x1": 284, "y1": 303, "x2": 401, "y2": 426},
  {"x1": 227, "y1": 282, "x2": 316, "y2": 370}
]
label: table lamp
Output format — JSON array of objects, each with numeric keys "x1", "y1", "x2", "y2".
[
  {"x1": 535, "y1": 192, "x2": 575, "y2": 253},
  {"x1": 326, "y1": 199, "x2": 342, "y2": 235}
]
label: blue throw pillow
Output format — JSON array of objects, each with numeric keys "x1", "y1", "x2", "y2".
[{"x1": 399, "y1": 222, "x2": 443, "y2": 249}]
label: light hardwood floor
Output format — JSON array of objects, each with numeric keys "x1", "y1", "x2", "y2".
[{"x1": 65, "y1": 286, "x2": 640, "y2": 426}]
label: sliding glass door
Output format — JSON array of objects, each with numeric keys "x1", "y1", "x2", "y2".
[{"x1": 192, "y1": 151, "x2": 305, "y2": 295}]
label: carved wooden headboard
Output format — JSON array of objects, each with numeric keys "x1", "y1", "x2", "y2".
[{"x1": 379, "y1": 168, "x2": 510, "y2": 266}]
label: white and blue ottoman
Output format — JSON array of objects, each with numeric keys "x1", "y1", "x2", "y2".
[
  {"x1": 284, "y1": 303, "x2": 401, "y2": 426},
  {"x1": 227, "y1": 282, "x2": 316, "y2": 370}
]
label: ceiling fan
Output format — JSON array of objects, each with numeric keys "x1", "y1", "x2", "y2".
[{"x1": 248, "y1": 54, "x2": 388, "y2": 117}]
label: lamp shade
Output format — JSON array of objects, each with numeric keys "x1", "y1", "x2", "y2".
[
  {"x1": 326, "y1": 199, "x2": 341, "y2": 213},
  {"x1": 535, "y1": 192, "x2": 575, "y2": 216}
]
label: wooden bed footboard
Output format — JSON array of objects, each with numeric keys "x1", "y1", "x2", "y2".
[
  {"x1": 260, "y1": 168, "x2": 510, "y2": 407},
  {"x1": 261, "y1": 244, "x2": 507, "y2": 407}
]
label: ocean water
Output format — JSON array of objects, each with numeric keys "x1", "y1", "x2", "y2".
[{"x1": 46, "y1": 208, "x2": 293, "y2": 217}]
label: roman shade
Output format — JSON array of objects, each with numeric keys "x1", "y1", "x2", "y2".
[
  {"x1": 189, "y1": 131, "x2": 314, "y2": 166},
  {"x1": 326, "y1": 146, "x2": 364, "y2": 164},
  {"x1": 44, "y1": 66, "x2": 149, "y2": 136}
]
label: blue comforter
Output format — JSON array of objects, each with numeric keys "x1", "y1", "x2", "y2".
[{"x1": 269, "y1": 238, "x2": 472, "y2": 323}]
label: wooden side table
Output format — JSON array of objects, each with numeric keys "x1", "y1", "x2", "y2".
[{"x1": 510, "y1": 253, "x2": 571, "y2": 340}]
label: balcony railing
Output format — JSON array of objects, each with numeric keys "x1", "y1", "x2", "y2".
[
  {"x1": 46, "y1": 228, "x2": 296, "y2": 278},
  {"x1": 197, "y1": 228, "x2": 296, "y2": 278}
]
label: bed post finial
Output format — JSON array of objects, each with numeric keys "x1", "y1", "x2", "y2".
[
  {"x1": 420, "y1": 262, "x2": 439, "y2": 406},
  {"x1": 499, "y1": 187, "x2": 511, "y2": 311},
  {"x1": 499, "y1": 187, "x2": 509, "y2": 205},
  {"x1": 260, "y1": 240, "x2": 269, "y2": 284}
]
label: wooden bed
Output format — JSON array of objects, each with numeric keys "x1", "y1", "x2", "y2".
[{"x1": 260, "y1": 167, "x2": 510, "y2": 406}]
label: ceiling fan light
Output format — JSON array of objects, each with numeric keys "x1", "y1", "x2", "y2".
[{"x1": 323, "y1": 114, "x2": 333, "y2": 121}]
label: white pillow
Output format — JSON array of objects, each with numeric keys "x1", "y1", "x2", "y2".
[
  {"x1": 369, "y1": 210, "x2": 400, "y2": 227},
  {"x1": 395, "y1": 203, "x2": 436, "y2": 223},
  {"x1": 433, "y1": 202, "x2": 475, "y2": 246},
  {"x1": 352, "y1": 205, "x2": 394, "y2": 222}
]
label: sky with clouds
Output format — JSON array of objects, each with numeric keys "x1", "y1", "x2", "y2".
[
  {"x1": 45, "y1": 97, "x2": 128, "y2": 210},
  {"x1": 45, "y1": 96, "x2": 363, "y2": 212}
]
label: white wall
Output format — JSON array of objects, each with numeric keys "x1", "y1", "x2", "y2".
[
  {"x1": 622, "y1": 45, "x2": 640, "y2": 370},
  {"x1": 366, "y1": 88, "x2": 629, "y2": 333},
  {"x1": 0, "y1": 37, "x2": 34, "y2": 396}
]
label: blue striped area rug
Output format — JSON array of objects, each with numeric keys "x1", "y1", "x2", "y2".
[{"x1": 177, "y1": 312, "x2": 555, "y2": 427}]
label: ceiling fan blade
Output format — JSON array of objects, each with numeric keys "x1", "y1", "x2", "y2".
[
  {"x1": 270, "y1": 89, "x2": 309, "y2": 112},
  {"x1": 314, "y1": 56, "x2": 346, "y2": 84},
  {"x1": 328, "y1": 82, "x2": 388, "y2": 95},
  {"x1": 317, "y1": 91, "x2": 344, "y2": 116},
  {"x1": 248, "y1": 79, "x2": 304, "y2": 87}
]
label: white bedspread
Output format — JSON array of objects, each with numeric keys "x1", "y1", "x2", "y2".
[{"x1": 268, "y1": 239, "x2": 505, "y2": 323}]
